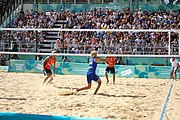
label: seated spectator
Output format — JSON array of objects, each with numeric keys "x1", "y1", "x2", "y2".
[
  {"x1": 62, "y1": 56, "x2": 70, "y2": 62},
  {"x1": 37, "y1": 55, "x2": 43, "y2": 61},
  {"x1": 53, "y1": 39, "x2": 61, "y2": 53},
  {"x1": 0, "y1": 54, "x2": 8, "y2": 66},
  {"x1": 9, "y1": 54, "x2": 20, "y2": 60}
]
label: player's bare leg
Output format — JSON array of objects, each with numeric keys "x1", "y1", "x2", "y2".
[
  {"x1": 43, "y1": 74, "x2": 50, "y2": 84},
  {"x1": 173, "y1": 72, "x2": 176, "y2": 80},
  {"x1": 113, "y1": 74, "x2": 115, "y2": 84},
  {"x1": 94, "y1": 79, "x2": 102, "y2": 95},
  {"x1": 76, "y1": 84, "x2": 91, "y2": 92},
  {"x1": 170, "y1": 73, "x2": 173, "y2": 79},
  {"x1": 105, "y1": 71, "x2": 109, "y2": 84},
  {"x1": 47, "y1": 75, "x2": 53, "y2": 85}
]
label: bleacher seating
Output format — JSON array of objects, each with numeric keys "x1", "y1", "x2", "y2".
[{"x1": 0, "y1": 4, "x2": 179, "y2": 54}]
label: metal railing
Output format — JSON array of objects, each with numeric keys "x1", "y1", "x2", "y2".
[
  {"x1": 0, "y1": 0, "x2": 23, "y2": 27},
  {"x1": 0, "y1": 41, "x2": 179, "y2": 55}
]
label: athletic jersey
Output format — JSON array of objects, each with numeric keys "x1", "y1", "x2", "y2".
[
  {"x1": 170, "y1": 58, "x2": 179, "y2": 67},
  {"x1": 87, "y1": 58, "x2": 97, "y2": 74},
  {"x1": 106, "y1": 56, "x2": 115, "y2": 68},
  {"x1": 44, "y1": 57, "x2": 56, "y2": 70}
]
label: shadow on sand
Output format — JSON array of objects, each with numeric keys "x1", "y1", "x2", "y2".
[
  {"x1": 0, "y1": 97, "x2": 27, "y2": 100},
  {"x1": 98, "y1": 93, "x2": 146, "y2": 98}
]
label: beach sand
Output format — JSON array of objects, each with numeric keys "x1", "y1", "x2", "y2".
[{"x1": 0, "y1": 71, "x2": 180, "y2": 120}]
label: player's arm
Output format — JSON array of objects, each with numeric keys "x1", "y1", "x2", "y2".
[
  {"x1": 170, "y1": 58, "x2": 172, "y2": 66},
  {"x1": 104, "y1": 56, "x2": 108, "y2": 65},
  {"x1": 112, "y1": 57, "x2": 116, "y2": 65},
  {"x1": 94, "y1": 57, "x2": 105, "y2": 63},
  {"x1": 177, "y1": 62, "x2": 179, "y2": 68}
]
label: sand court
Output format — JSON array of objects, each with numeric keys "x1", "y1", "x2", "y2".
[{"x1": 0, "y1": 71, "x2": 180, "y2": 120}]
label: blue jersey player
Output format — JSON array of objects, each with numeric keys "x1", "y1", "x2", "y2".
[{"x1": 76, "y1": 51, "x2": 106, "y2": 95}]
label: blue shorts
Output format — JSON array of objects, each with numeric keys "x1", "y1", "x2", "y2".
[{"x1": 86, "y1": 73, "x2": 99, "y2": 84}]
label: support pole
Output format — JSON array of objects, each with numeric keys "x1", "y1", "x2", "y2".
[
  {"x1": 130, "y1": 0, "x2": 133, "y2": 13},
  {"x1": 35, "y1": 0, "x2": 38, "y2": 60},
  {"x1": 178, "y1": 31, "x2": 180, "y2": 56},
  {"x1": 168, "y1": 31, "x2": 171, "y2": 55}
]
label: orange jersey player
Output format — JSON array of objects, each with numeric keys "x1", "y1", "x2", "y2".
[
  {"x1": 42, "y1": 51, "x2": 56, "y2": 85},
  {"x1": 105, "y1": 51, "x2": 116, "y2": 84}
]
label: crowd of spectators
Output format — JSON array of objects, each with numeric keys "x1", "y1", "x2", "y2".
[
  {"x1": 57, "y1": 7, "x2": 180, "y2": 55},
  {"x1": 0, "y1": 9, "x2": 57, "y2": 52},
  {"x1": 0, "y1": 7, "x2": 180, "y2": 55}
]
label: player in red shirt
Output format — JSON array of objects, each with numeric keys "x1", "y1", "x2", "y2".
[
  {"x1": 42, "y1": 51, "x2": 56, "y2": 85},
  {"x1": 105, "y1": 50, "x2": 116, "y2": 84}
]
